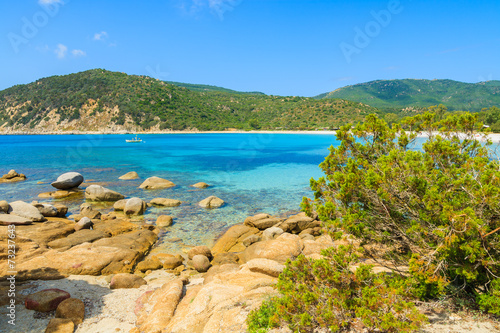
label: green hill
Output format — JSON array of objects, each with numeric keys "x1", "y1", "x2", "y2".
[
  {"x1": 165, "y1": 81, "x2": 265, "y2": 95},
  {"x1": 0, "y1": 69, "x2": 379, "y2": 133},
  {"x1": 318, "y1": 79, "x2": 500, "y2": 112}
]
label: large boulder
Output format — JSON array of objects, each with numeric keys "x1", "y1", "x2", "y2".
[
  {"x1": 150, "y1": 198, "x2": 181, "y2": 207},
  {"x1": 139, "y1": 176, "x2": 175, "y2": 190},
  {"x1": 25, "y1": 288, "x2": 71, "y2": 312},
  {"x1": 51, "y1": 172, "x2": 84, "y2": 190},
  {"x1": 85, "y1": 185, "x2": 125, "y2": 202},
  {"x1": 239, "y1": 233, "x2": 304, "y2": 264},
  {"x1": 198, "y1": 196, "x2": 225, "y2": 209},
  {"x1": 150, "y1": 268, "x2": 277, "y2": 333},
  {"x1": 244, "y1": 213, "x2": 282, "y2": 230},
  {"x1": 55, "y1": 298, "x2": 85, "y2": 325},
  {"x1": 8, "y1": 201, "x2": 45, "y2": 222},
  {"x1": 119, "y1": 171, "x2": 139, "y2": 180},
  {"x1": 124, "y1": 197, "x2": 147, "y2": 215},
  {"x1": 110, "y1": 273, "x2": 147, "y2": 289},
  {"x1": 211, "y1": 224, "x2": 260, "y2": 255}
]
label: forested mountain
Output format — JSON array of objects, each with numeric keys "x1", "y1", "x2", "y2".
[
  {"x1": 0, "y1": 69, "x2": 378, "y2": 133},
  {"x1": 318, "y1": 79, "x2": 500, "y2": 112}
]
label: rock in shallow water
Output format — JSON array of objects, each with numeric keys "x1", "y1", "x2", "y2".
[
  {"x1": 25, "y1": 288, "x2": 71, "y2": 312},
  {"x1": 119, "y1": 171, "x2": 139, "y2": 180},
  {"x1": 51, "y1": 172, "x2": 84, "y2": 190},
  {"x1": 156, "y1": 215, "x2": 173, "y2": 227},
  {"x1": 191, "y1": 182, "x2": 209, "y2": 188},
  {"x1": 198, "y1": 196, "x2": 224, "y2": 209},
  {"x1": 139, "y1": 176, "x2": 175, "y2": 190},
  {"x1": 124, "y1": 197, "x2": 147, "y2": 215},
  {"x1": 150, "y1": 198, "x2": 181, "y2": 207},
  {"x1": 85, "y1": 185, "x2": 125, "y2": 202}
]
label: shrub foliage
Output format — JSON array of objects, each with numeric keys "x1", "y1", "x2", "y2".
[
  {"x1": 247, "y1": 245, "x2": 426, "y2": 332},
  {"x1": 303, "y1": 112, "x2": 500, "y2": 303}
]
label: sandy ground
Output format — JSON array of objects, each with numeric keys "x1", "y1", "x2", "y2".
[
  {"x1": 2, "y1": 273, "x2": 499, "y2": 333},
  {"x1": 0, "y1": 271, "x2": 179, "y2": 333}
]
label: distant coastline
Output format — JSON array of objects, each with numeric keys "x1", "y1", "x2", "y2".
[{"x1": 0, "y1": 130, "x2": 339, "y2": 135}]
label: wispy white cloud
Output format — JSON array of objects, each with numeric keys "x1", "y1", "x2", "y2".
[
  {"x1": 93, "y1": 31, "x2": 108, "y2": 41},
  {"x1": 38, "y1": 0, "x2": 63, "y2": 5},
  {"x1": 184, "y1": 0, "x2": 241, "y2": 20},
  {"x1": 71, "y1": 49, "x2": 86, "y2": 57},
  {"x1": 54, "y1": 43, "x2": 67, "y2": 59}
]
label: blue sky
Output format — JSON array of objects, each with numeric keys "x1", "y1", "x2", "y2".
[{"x1": 1, "y1": 0, "x2": 499, "y2": 96}]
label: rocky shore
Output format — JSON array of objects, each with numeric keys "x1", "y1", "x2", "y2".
[{"x1": 1, "y1": 170, "x2": 498, "y2": 333}]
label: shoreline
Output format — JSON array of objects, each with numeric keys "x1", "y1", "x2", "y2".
[
  {"x1": 0, "y1": 130, "x2": 339, "y2": 135},
  {"x1": 3, "y1": 130, "x2": 500, "y2": 143}
]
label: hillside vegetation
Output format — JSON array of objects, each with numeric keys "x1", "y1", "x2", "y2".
[
  {"x1": 319, "y1": 79, "x2": 500, "y2": 112},
  {"x1": 0, "y1": 69, "x2": 378, "y2": 133}
]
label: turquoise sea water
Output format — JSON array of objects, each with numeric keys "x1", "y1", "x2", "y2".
[{"x1": 0, "y1": 133, "x2": 340, "y2": 253}]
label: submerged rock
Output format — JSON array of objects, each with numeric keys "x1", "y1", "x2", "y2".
[
  {"x1": 0, "y1": 169, "x2": 26, "y2": 183},
  {"x1": 191, "y1": 182, "x2": 209, "y2": 188},
  {"x1": 139, "y1": 176, "x2": 175, "y2": 190},
  {"x1": 38, "y1": 189, "x2": 82, "y2": 199},
  {"x1": 85, "y1": 185, "x2": 125, "y2": 202},
  {"x1": 119, "y1": 171, "x2": 139, "y2": 180},
  {"x1": 51, "y1": 172, "x2": 84, "y2": 190},
  {"x1": 198, "y1": 196, "x2": 224, "y2": 209},
  {"x1": 150, "y1": 198, "x2": 181, "y2": 207},
  {"x1": 156, "y1": 215, "x2": 173, "y2": 227}
]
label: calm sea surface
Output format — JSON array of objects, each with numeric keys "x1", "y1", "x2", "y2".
[{"x1": 0, "y1": 133, "x2": 340, "y2": 253}]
